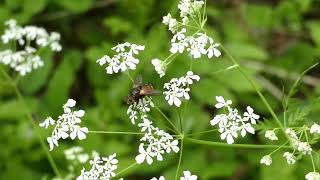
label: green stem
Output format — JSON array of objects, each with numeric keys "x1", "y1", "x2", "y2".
[
  {"x1": 0, "y1": 66, "x2": 61, "y2": 177},
  {"x1": 116, "y1": 162, "x2": 138, "y2": 177},
  {"x1": 185, "y1": 137, "x2": 292, "y2": 149},
  {"x1": 175, "y1": 135, "x2": 184, "y2": 180},
  {"x1": 151, "y1": 99, "x2": 180, "y2": 134},
  {"x1": 220, "y1": 45, "x2": 285, "y2": 133},
  {"x1": 185, "y1": 129, "x2": 219, "y2": 137},
  {"x1": 269, "y1": 140, "x2": 290, "y2": 155},
  {"x1": 304, "y1": 130, "x2": 316, "y2": 171},
  {"x1": 88, "y1": 130, "x2": 144, "y2": 135}
]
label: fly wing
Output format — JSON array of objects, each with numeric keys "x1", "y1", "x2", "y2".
[
  {"x1": 140, "y1": 85, "x2": 161, "y2": 96},
  {"x1": 133, "y1": 75, "x2": 143, "y2": 88}
]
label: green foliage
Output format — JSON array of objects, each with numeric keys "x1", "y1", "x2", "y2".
[{"x1": 0, "y1": 0, "x2": 320, "y2": 179}]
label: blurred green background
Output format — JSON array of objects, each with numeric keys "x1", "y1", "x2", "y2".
[{"x1": 0, "y1": 0, "x2": 320, "y2": 179}]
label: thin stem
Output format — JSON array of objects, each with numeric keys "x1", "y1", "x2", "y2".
[
  {"x1": 185, "y1": 129, "x2": 219, "y2": 137},
  {"x1": 175, "y1": 135, "x2": 184, "y2": 180},
  {"x1": 151, "y1": 99, "x2": 180, "y2": 134},
  {"x1": 88, "y1": 130, "x2": 144, "y2": 135},
  {"x1": 185, "y1": 137, "x2": 292, "y2": 149},
  {"x1": 125, "y1": 70, "x2": 134, "y2": 82},
  {"x1": 0, "y1": 66, "x2": 61, "y2": 177},
  {"x1": 269, "y1": 140, "x2": 290, "y2": 155},
  {"x1": 304, "y1": 130, "x2": 316, "y2": 171},
  {"x1": 220, "y1": 45, "x2": 286, "y2": 134},
  {"x1": 178, "y1": 109, "x2": 183, "y2": 133},
  {"x1": 116, "y1": 162, "x2": 138, "y2": 178}
]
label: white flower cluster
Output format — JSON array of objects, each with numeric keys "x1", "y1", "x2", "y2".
[
  {"x1": 210, "y1": 96, "x2": 259, "y2": 144},
  {"x1": 162, "y1": 0, "x2": 204, "y2": 33},
  {"x1": 151, "y1": 58, "x2": 167, "y2": 78},
  {"x1": 169, "y1": 28, "x2": 221, "y2": 59},
  {"x1": 286, "y1": 128, "x2": 312, "y2": 155},
  {"x1": 96, "y1": 42, "x2": 145, "y2": 74},
  {"x1": 261, "y1": 123, "x2": 320, "y2": 170},
  {"x1": 135, "y1": 117, "x2": 179, "y2": 165},
  {"x1": 264, "y1": 130, "x2": 278, "y2": 141},
  {"x1": 77, "y1": 153, "x2": 118, "y2": 180},
  {"x1": 161, "y1": 0, "x2": 221, "y2": 60},
  {"x1": 151, "y1": 170, "x2": 197, "y2": 180},
  {"x1": 163, "y1": 71, "x2": 200, "y2": 107},
  {"x1": 260, "y1": 155, "x2": 272, "y2": 166},
  {"x1": 39, "y1": 99, "x2": 88, "y2": 151},
  {"x1": 305, "y1": 172, "x2": 320, "y2": 180},
  {"x1": 64, "y1": 146, "x2": 90, "y2": 165},
  {"x1": 0, "y1": 19, "x2": 62, "y2": 75},
  {"x1": 127, "y1": 97, "x2": 154, "y2": 124}
]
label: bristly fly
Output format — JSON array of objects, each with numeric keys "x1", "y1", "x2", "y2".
[{"x1": 127, "y1": 75, "x2": 161, "y2": 104}]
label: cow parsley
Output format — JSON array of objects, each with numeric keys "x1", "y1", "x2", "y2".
[
  {"x1": 163, "y1": 71, "x2": 200, "y2": 107},
  {"x1": 96, "y1": 42, "x2": 145, "y2": 74},
  {"x1": 39, "y1": 99, "x2": 88, "y2": 151},
  {"x1": 77, "y1": 153, "x2": 119, "y2": 180},
  {"x1": 210, "y1": 96, "x2": 259, "y2": 144},
  {"x1": 265, "y1": 130, "x2": 278, "y2": 141},
  {"x1": 0, "y1": 19, "x2": 62, "y2": 75},
  {"x1": 135, "y1": 115, "x2": 179, "y2": 165},
  {"x1": 127, "y1": 97, "x2": 154, "y2": 124},
  {"x1": 260, "y1": 155, "x2": 272, "y2": 166},
  {"x1": 305, "y1": 172, "x2": 320, "y2": 180}
]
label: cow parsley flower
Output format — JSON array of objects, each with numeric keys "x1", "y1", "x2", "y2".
[
  {"x1": 210, "y1": 96, "x2": 258, "y2": 144},
  {"x1": 39, "y1": 99, "x2": 88, "y2": 151},
  {"x1": 163, "y1": 71, "x2": 200, "y2": 107},
  {"x1": 310, "y1": 123, "x2": 320, "y2": 135},
  {"x1": 127, "y1": 97, "x2": 154, "y2": 124},
  {"x1": 135, "y1": 115, "x2": 179, "y2": 165},
  {"x1": 169, "y1": 30, "x2": 221, "y2": 59},
  {"x1": 151, "y1": 58, "x2": 167, "y2": 77},
  {"x1": 283, "y1": 152, "x2": 296, "y2": 165},
  {"x1": 96, "y1": 42, "x2": 145, "y2": 74},
  {"x1": 180, "y1": 170, "x2": 198, "y2": 180},
  {"x1": 285, "y1": 128, "x2": 313, "y2": 155},
  {"x1": 265, "y1": 130, "x2": 278, "y2": 141},
  {"x1": 260, "y1": 155, "x2": 272, "y2": 166},
  {"x1": 77, "y1": 153, "x2": 119, "y2": 180},
  {"x1": 0, "y1": 19, "x2": 62, "y2": 76},
  {"x1": 151, "y1": 176, "x2": 165, "y2": 180},
  {"x1": 64, "y1": 146, "x2": 90, "y2": 164},
  {"x1": 305, "y1": 172, "x2": 320, "y2": 180}
]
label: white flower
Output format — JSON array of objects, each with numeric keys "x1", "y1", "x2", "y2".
[
  {"x1": 180, "y1": 171, "x2": 198, "y2": 180},
  {"x1": 39, "y1": 117, "x2": 55, "y2": 129},
  {"x1": 310, "y1": 123, "x2": 320, "y2": 135},
  {"x1": 210, "y1": 96, "x2": 259, "y2": 144},
  {"x1": 297, "y1": 142, "x2": 312, "y2": 155},
  {"x1": 215, "y1": 96, "x2": 232, "y2": 109},
  {"x1": 0, "y1": 19, "x2": 62, "y2": 75},
  {"x1": 283, "y1": 152, "x2": 296, "y2": 165},
  {"x1": 207, "y1": 42, "x2": 221, "y2": 58},
  {"x1": 260, "y1": 155, "x2": 272, "y2": 166},
  {"x1": 265, "y1": 130, "x2": 278, "y2": 141},
  {"x1": 127, "y1": 97, "x2": 154, "y2": 124},
  {"x1": 163, "y1": 71, "x2": 200, "y2": 107},
  {"x1": 77, "y1": 153, "x2": 119, "y2": 180},
  {"x1": 97, "y1": 42, "x2": 145, "y2": 74},
  {"x1": 135, "y1": 145, "x2": 154, "y2": 165},
  {"x1": 152, "y1": 58, "x2": 167, "y2": 77},
  {"x1": 305, "y1": 172, "x2": 320, "y2": 180},
  {"x1": 243, "y1": 106, "x2": 260, "y2": 124},
  {"x1": 151, "y1": 176, "x2": 165, "y2": 180},
  {"x1": 285, "y1": 128, "x2": 298, "y2": 139},
  {"x1": 64, "y1": 146, "x2": 90, "y2": 164},
  {"x1": 165, "y1": 140, "x2": 180, "y2": 153},
  {"x1": 39, "y1": 99, "x2": 88, "y2": 151}
]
